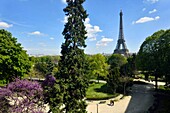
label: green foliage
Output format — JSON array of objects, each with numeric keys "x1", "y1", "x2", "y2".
[
  {"x1": 125, "y1": 54, "x2": 137, "y2": 77},
  {"x1": 136, "y1": 30, "x2": 165, "y2": 72},
  {"x1": 58, "y1": 0, "x2": 88, "y2": 112},
  {"x1": 136, "y1": 29, "x2": 170, "y2": 88},
  {"x1": 158, "y1": 85, "x2": 170, "y2": 92},
  {"x1": 107, "y1": 67, "x2": 120, "y2": 93},
  {"x1": 88, "y1": 54, "x2": 109, "y2": 80},
  {"x1": 0, "y1": 29, "x2": 31, "y2": 82},
  {"x1": 136, "y1": 30, "x2": 170, "y2": 89},
  {"x1": 106, "y1": 54, "x2": 127, "y2": 93},
  {"x1": 108, "y1": 54, "x2": 127, "y2": 68},
  {"x1": 157, "y1": 30, "x2": 170, "y2": 82},
  {"x1": 28, "y1": 55, "x2": 60, "y2": 78},
  {"x1": 117, "y1": 77, "x2": 133, "y2": 95},
  {"x1": 0, "y1": 80, "x2": 6, "y2": 87},
  {"x1": 86, "y1": 82, "x2": 119, "y2": 100},
  {"x1": 42, "y1": 75, "x2": 63, "y2": 113}
]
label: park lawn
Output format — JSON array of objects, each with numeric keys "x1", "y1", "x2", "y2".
[
  {"x1": 158, "y1": 85, "x2": 170, "y2": 93},
  {"x1": 86, "y1": 82, "x2": 119, "y2": 100}
]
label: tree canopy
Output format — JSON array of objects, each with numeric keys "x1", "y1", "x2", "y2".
[
  {"x1": 136, "y1": 29, "x2": 170, "y2": 88},
  {"x1": 136, "y1": 30, "x2": 165, "y2": 72},
  {"x1": 58, "y1": 0, "x2": 89, "y2": 112},
  {"x1": 88, "y1": 54, "x2": 109, "y2": 80},
  {"x1": 28, "y1": 55, "x2": 60, "y2": 78},
  {"x1": 0, "y1": 29, "x2": 31, "y2": 82},
  {"x1": 108, "y1": 54, "x2": 127, "y2": 69}
]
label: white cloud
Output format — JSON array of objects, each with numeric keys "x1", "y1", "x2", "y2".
[
  {"x1": 0, "y1": 21, "x2": 13, "y2": 28},
  {"x1": 62, "y1": 16, "x2": 68, "y2": 23},
  {"x1": 61, "y1": 0, "x2": 66, "y2": 4},
  {"x1": 0, "y1": 18, "x2": 32, "y2": 28},
  {"x1": 50, "y1": 37, "x2": 54, "y2": 40},
  {"x1": 133, "y1": 16, "x2": 160, "y2": 24},
  {"x1": 85, "y1": 18, "x2": 102, "y2": 41},
  {"x1": 62, "y1": 17, "x2": 102, "y2": 41},
  {"x1": 28, "y1": 31, "x2": 44, "y2": 36},
  {"x1": 155, "y1": 16, "x2": 160, "y2": 20},
  {"x1": 96, "y1": 36, "x2": 113, "y2": 47},
  {"x1": 149, "y1": 9, "x2": 157, "y2": 14},
  {"x1": 142, "y1": 8, "x2": 146, "y2": 11},
  {"x1": 144, "y1": 0, "x2": 159, "y2": 4}
]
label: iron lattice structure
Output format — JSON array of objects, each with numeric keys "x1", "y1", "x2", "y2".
[{"x1": 114, "y1": 10, "x2": 129, "y2": 56}]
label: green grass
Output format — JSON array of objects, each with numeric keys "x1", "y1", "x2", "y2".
[
  {"x1": 158, "y1": 85, "x2": 170, "y2": 94},
  {"x1": 86, "y1": 82, "x2": 119, "y2": 100},
  {"x1": 137, "y1": 74, "x2": 145, "y2": 79}
]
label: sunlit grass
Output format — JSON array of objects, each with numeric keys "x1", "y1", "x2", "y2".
[{"x1": 86, "y1": 82, "x2": 119, "y2": 100}]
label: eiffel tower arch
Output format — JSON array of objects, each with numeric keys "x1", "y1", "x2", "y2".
[{"x1": 114, "y1": 10, "x2": 129, "y2": 56}]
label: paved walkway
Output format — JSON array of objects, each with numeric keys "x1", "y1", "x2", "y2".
[
  {"x1": 125, "y1": 83, "x2": 154, "y2": 113},
  {"x1": 86, "y1": 95, "x2": 131, "y2": 113},
  {"x1": 86, "y1": 79, "x2": 162, "y2": 113}
]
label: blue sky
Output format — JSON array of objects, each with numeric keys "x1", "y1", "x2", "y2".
[{"x1": 0, "y1": 0, "x2": 170, "y2": 55}]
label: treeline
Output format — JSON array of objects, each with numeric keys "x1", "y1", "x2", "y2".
[
  {"x1": 29, "y1": 53, "x2": 137, "y2": 79},
  {"x1": 28, "y1": 55, "x2": 60, "y2": 78},
  {"x1": 136, "y1": 29, "x2": 170, "y2": 89},
  {"x1": 28, "y1": 53, "x2": 136, "y2": 93}
]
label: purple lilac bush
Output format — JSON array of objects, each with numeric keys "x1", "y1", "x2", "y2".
[
  {"x1": 42, "y1": 75, "x2": 56, "y2": 87},
  {"x1": 0, "y1": 78, "x2": 45, "y2": 113}
]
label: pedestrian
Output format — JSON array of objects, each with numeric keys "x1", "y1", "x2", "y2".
[{"x1": 110, "y1": 100, "x2": 114, "y2": 106}]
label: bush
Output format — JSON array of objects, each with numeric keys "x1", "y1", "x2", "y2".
[
  {"x1": 42, "y1": 75, "x2": 63, "y2": 113},
  {"x1": 0, "y1": 78, "x2": 44, "y2": 113}
]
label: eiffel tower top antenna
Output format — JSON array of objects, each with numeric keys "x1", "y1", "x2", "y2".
[{"x1": 114, "y1": 10, "x2": 129, "y2": 56}]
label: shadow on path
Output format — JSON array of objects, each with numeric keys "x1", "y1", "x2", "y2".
[{"x1": 125, "y1": 81, "x2": 155, "y2": 113}]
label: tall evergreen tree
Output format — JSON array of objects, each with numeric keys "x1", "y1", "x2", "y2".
[{"x1": 58, "y1": 0, "x2": 88, "y2": 112}]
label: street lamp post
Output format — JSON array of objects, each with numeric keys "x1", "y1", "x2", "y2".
[{"x1": 97, "y1": 104, "x2": 98, "y2": 113}]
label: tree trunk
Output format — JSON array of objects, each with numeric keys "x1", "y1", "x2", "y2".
[
  {"x1": 124, "y1": 82, "x2": 126, "y2": 95},
  {"x1": 155, "y1": 74, "x2": 158, "y2": 91}
]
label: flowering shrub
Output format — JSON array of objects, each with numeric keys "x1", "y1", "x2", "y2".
[
  {"x1": 42, "y1": 75, "x2": 56, "y2": 87},
  {"x1": 0, "y1": 78, "x2": 44, "y2": 113}
]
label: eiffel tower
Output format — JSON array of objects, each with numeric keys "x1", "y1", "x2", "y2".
[{"x1": 114, "y1": 10, "x2": 129, "y2": 56}]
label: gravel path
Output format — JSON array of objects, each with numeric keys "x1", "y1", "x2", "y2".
[
  {"x1": 87, "y1": 80, "x2": 157, "y2": 113},
  {"x1": 87, "y1": 96, "x2": 131, "y2": 113}
]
